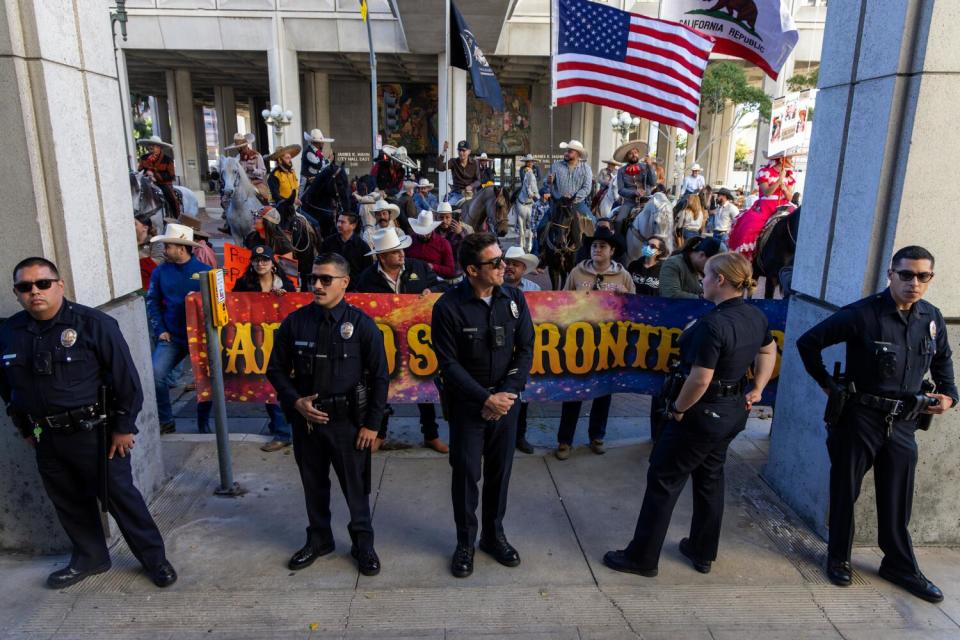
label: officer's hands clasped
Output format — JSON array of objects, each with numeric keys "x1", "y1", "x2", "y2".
[{"x1": 482, "y1": 392, "x2": 517, "y2": 422}]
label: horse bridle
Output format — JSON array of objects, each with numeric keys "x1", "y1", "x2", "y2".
[{"x1": 136, "y1": 177, "x2": 165, "y2": 219}]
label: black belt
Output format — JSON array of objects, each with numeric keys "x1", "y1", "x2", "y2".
[
  {"x1": 28, "y1": 404, "x2": 100, "y2": 431},
  {"x1": 703, "y1": 378, "x2": 746, "y2": 400},
  {"x1": 854, "y1": 393, "x2": 905, "y2": 416}
]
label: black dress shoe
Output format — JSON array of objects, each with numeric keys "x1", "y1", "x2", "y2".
[
  {"x1": 478, "y1": 535, "x2": 521, "y2": 567},
  {"x1": 602, "y1": 550, "x2": 658, "y2": 577},
  {"x1": 149, "y1": 560, "x2": 178, "y2": 588},
  {"x1": 351, "y1": 546, "x2": 381, "y2": 577},
  {"x1": 451, "y1": 544, "x2": 475, "y2": 578},
  {"x1": 878, "y1": 565, "x2": 944, "y2": 603},
  {"x1": 46, "y1": 562, "x2": 111, "y2": 589},
  {"x1": 516, "y1": 438, "x2": 535, "y2": 454},
  {"x1": 679, "y1": 538, "x2": 712, "y2": 574},
  {"x1": 288, "y1": 541, "x2": 336, "y2": 571},
  {"x1": 826, "y1": 557, "x2": 852, "y2": 587}
]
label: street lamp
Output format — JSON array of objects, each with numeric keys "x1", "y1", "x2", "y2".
[
  {"x1": 609, "y1": 110, "x2": 642, "y2": 137},
  {"x1": 261, "y1": 104, "x2": 294, "y2": 148}
]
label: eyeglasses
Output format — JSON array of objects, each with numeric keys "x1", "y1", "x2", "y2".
[
  {"x1": 475, "y1": 256, "x2": 505, "y2": 270},
  {"x1": 307, "y1": 274, "x2": 348, "y2": 287},
  {"x1": 893, "y1": 269, "x2": 934, "y2": 283},
  {"x1": 14, "y1": 279, "x2": 56, "y2": 293}
]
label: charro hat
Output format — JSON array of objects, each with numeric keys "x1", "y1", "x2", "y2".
[
  {"x1": 603, "y1": 158, "x2": 623, "y2": 167},
  {"x1": 150, "y1": 222, "x2": 199, "y2": 247},
  {"x1": 503, "y1": 246, "x2": 539, "y2": 272},
  {"x1": 382, "y1": 145, "x2": 418, "y2": 170},
  {"x1": 371, "y1": 199, "x2": 400, "y2": 220},
  {"x1": 304, "y1": 128, "x2": 334, "y2": 143},
  {"x1": 365, "y1": 227, "x2": 412, "y2": 256},
  {"x1": 613, "y1": 139, "x2": 648, "y2": 163},
  {"x1": 560, "y1": 139, "x2": 588, "y2": 159},
  {"x1": 225, "y1": 132, "x2": 255, "y2": 151},
  {"x1": 141, "y1": 135, "x2": 173, "y2": 149},
  {"x1": 266, "y1": 144, "x2": 301, "y2": 163},
  {"x1": 409, "y1": 210, "x2": 442, "y2": 236}
]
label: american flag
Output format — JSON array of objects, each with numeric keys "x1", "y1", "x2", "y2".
[{"x1": 552, "y1": 0, "x2": 715, "y2": 133}]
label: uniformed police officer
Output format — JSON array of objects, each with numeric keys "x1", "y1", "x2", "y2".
[
  {"x1": 604, "y1": 253, "x2": 777, "y2": 577},
  {"x1": 266, "y1": 252, "x2": 389, "y2": 576},
  {"x1": 431, "y1": 232, "x2": 535, "y2": 578},
  {"x1": 797, "y1": 245, "x2": 957, "y2": 602},
  {"x1": 0, "y1": 257, "x2": 176, "y2": 589}
]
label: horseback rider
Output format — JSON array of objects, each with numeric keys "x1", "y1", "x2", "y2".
[
  {"x1": 507, "y1": 154, "x2": 539, "y2": 252},
  {"x1": 137, "y1": 135, "x2": 182, "y2": 218},
  {"x1": 372, "y1": 145, "x2": 415, "y2": 197},
  {"x1": 539, "y1": 140, "x2": 594, "y2": 245},
  {"x1": 266, "y1": 145, "x2": 302, "y2": 205},
  {"x1": 614, "y1": 140, "x2": 656, "y2": 228},
  {"x1": 437, "y1": 140, "x2": 480, "y2": 206},
  {"x1": 224, "y1": 133, "x2": 270, "y2": 203},
  {"x1": 476, "y1": 152, "x2": 496, "y2": 186},
  {"x1": 300, "y1": 128, "x2": 334, "y2": 194}
]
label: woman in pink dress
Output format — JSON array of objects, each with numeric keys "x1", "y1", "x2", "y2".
[{"x1": 728, "y1": 156, "x2": 796, "y2": 261}]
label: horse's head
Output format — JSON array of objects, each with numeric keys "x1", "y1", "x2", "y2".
[
  {"x1": 275, "y1": 193, "x2": 297, "y2": 225},
  {"x1": 493, "y1": 186, "x2": 510, "y2": 237},
  {"x1": 219, "y1": 155, "x2": 240, "y2": 197}
]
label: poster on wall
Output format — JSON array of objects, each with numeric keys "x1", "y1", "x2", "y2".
[
  {"x1": 467, "y1": 85, "x2": 532, "y2": 155},
  {"x1": 377, "y1": 83, "x2": 439, "y2": 154},
  {"x1": 768, "y1": 89, "x2": 816, "y2": 158}
]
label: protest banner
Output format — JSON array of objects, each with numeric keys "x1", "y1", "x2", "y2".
[
  {"x1": 222, "y1": 242, "x2": 300, "y2": 291},
  {"x1": 186, "y1": 291, "x2": 787, "y2": 406}
]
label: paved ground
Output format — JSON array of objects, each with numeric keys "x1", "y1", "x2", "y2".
[{"x1": 2, "y1": 410, "x2": 959, "y2": 639}]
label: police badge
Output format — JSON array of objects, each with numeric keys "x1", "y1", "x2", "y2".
[
  {"x1": 930, "y1": 320, "x2": 937, "y2": 339},
  {"x1": 340, "y1": 322, "x2": 354, "y2": 340},
  {"x1": 510, "y1": 300, "x2": 519, "y2": 319},
  {"x1": 60, "y1": 328, "x2": 77, "y2": 348}
]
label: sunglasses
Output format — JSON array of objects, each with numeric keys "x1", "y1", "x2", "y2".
[
  {"x1": 893, "y1": 269, "x2": 934, "y2": 283},
  {"x1": 307, "y1": 274, "x2": 347, "y2": 287},
  {"x1": 475, "y1": 256, "x2": 505, "y2": 270},
  {"x1": 14, "y1": 279, "x2": 57, "y2": 293}
]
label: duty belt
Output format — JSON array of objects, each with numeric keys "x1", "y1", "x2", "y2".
[
  {"x1": 703, "y1": 378, "x2": 746, "y2": 400},
  {"x1": 854, "y1": 393, "x2": 905, "y2": 416},
  {"x1": 313, "y1": 394, "x2": 351, "y2": 419},
  {"x1": 28, "y1": 404, "x2": 100, "y2": 431}
]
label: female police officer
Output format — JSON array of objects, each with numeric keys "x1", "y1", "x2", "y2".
[{"x1": 604, "y1": 252, "x2": 777, "y2": 576}]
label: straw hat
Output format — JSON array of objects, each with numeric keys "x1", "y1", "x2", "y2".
[
  {"x1": 225, "y1": 132, "x2": 255, "y2": 151},
  {"x1": 140, "y1": 135, "x2": 173, "y2": 149},
  {"x1": 371, "y1": 199, "x2": 400, "y2": 220},
  {"x1": 691, "y1": 163, "x2": 702, "y2": 172},
  {"x1": 304, "y1": 128, "x2": 334, "y2": 143},
  {"x1": 613, "y1": 140, "x2": 648, "y2": 163},
  {"x1": 560, "y1": 140, "x2": 588, "y2": 159},
  {"x1": 150, "y1": 222, "x2": 199, "y2": 247},
  {"x1": 602, "y1": 158, "x2": 622, "y2": 167},
  {"x1": 266, "y1": 144, "x2": 301, "y2": 163},
  {"x1": 365, "y1": 227, "x2": 412, "y2": 256},
  {"x1": 382, "y1": 145, "x2": 418, "y2": 170},
  {"x1": 503, "y1": 246, "x2": 539, "y2": 272},
  {"x1": 409, "y1": 210, "x2": 442, "y2": 236}
]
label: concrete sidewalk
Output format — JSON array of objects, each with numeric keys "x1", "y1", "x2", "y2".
[{"x1": 1, "y1": 418, "x2": 959, "y2": 639}]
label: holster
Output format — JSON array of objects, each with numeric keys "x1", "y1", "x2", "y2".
[
  {"x1": 823, "y1": 385, "x2": 849, "y2": 427},
  {"x1": 7, "y1": 406, "x2": 31, "y2": 439},
  {"x1": 351, "y1": 378, "x2": 369, "y2": 428},
  {"x1": 651, "y1": 367, "x2": 685, "y2": 441},
  {"x1": 435, "y1": 376, "x2": 451, "y2": 422}
]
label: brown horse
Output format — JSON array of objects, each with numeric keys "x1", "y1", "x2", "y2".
[
  {"x1": 461, "y1": 186, "x2": 510, "y2": 237},
  {"x1": 540, "y1": 199, "x2": 590, "y2": 291}
]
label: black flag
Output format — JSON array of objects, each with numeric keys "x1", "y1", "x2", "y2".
[{"x1": 450, "y1": 1, "x2": 504, "y2": 112}]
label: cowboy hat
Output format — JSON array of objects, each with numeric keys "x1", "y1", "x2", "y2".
[
  {"x1": 477, "y1": 152, "x2": 489, "y2": 160},
  {"x1": 690, "y1": 163, "x2": 702, "y2": 172},
  {"x1": 436, "y1": 201, "x2": 453, "y2": 215},
  {"x1": 371, "y1": 199, "x2": 400, "y2": 220},
  {"x1": 304, "y1": 128, "x2": 334, "y2": 143},
  {"x1": 225, "y1": 132, "x2": 255, "y2": 151},
  {"x1": 164, "y1": 215, "x2": 202, "y2": 233},
  {"x1": 409, "y1": 210, "x2": 442, "y2": 236},
  {"x1": 382, "y1": 145, "x2": 418, "y2": 170},
  {"x1": 417, "y1": 178, "x2": 434, "y2": 189},
  {"x1": 560, "y1": 140, "x2": 588, "y2": 158},
  {"x1": 583, "y1": 226, "x2": 624, "y2": 254},
  {"x1": 518, "y1": 153, "x2": 536, "y2": 163},
  {"x1": 365, "y1": 227, "x2": 412, "y2": 256},
  {"x1": 150, "y1": 222, "x2": 200, "y2": 247},
  {"x1": 265, "y1": 144, "x2": 301, "y2": 163},
  {"x1": 612, "y1": 139, "x2": 648, "y2": 163},
  {"x1": 716, "y1": 188, "x2": 735, "y2": 199},
  {"x1": 403, "y1": 179, "x2": 418, "y2": 190},
  {"x1": 603, "y1": 158, "x2": 623, "y2": 167},
  {"x1": 258, "y1": 205, "x2": 281, "y2": 225},
  {"x1": 140, "y1": 135, "x2": 172, "y2": 149},
  {"x1": 503, "y1": 246, "x2": 539, "y2": 273}
]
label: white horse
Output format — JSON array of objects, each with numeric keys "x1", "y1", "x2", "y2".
[
  {"x1": 219, "y1": 155, "x2": 261, "y2": 243},
  {"x1": 625, "y1": 192, "x2": 675, "y2": 264},
  {"x1": 504, "y1": 199, "x2": 533, "y2": 252},
  {"x1": 130, "y1": 171, "x2": 199, "y2": 228}
]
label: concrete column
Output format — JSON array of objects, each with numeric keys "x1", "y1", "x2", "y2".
[
  {"x1": 450, "y1": 68, "x2": 468, "y2": 153},
  {"x1": 214, "y1": 85, "x2": 238, "y2": 149},
  {"x1": 267, "y1": 18, "x2": 303, "y2": 153},
  {"x1": 765, "y1": 0, "x2": 960, "y2": 544},
  {"x1": 303, "y1": 72, "x2": 331, "y2": 138},
  {"x1": 167, "y1": 69, "x2": 201, "y2": 191},
  {"x1": 115, "y1": 47, "x2": 136, "y2": 170},
  {"x1": 437, "y1": 54, "x2": 450, "y2": 199},
  {"x1": 0, "y1": 0, "x2": 163, "y2": 551},
  {"x1": 595, "y1": 106, "x2": 616, "y2": 165}
]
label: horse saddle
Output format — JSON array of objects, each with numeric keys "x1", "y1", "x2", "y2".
[{"x1": 754, "y1": 208, "x2": 794, "y2": 259}]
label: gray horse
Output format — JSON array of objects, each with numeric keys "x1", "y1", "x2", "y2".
[
  {"x1": 219, "y1": 155, "x2": 262, "y2": 244},
  {"x1": 130, "y1": 171, "x2": 199, "y2": 230},
  {"x1": 625, "y1": 192, "x2": 675, "y2": 264}
]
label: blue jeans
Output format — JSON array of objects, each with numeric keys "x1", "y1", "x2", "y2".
[
  {"x1": 682, "y1": 229, "x2": 702, "y2": 242},
  {"x1": 713, "y1": 231, "x2": 729, "y2": 251},
  {"x1": 264, "y1": 403, "x2": 292, "y2": 443},
  {"x1": 153, "y1": 340, "x2": 211, "y2": 428},
  {"x1": 446, "y1": 191, "x2": 466, "y2": 207}
]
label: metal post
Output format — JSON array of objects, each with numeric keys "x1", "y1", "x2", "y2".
[
  {"x1": 364, "y1": 2, "x2": 379, "y2": 161},
  {"x1": 199, "y1": 277, "x2": 243, "y2": 496}
]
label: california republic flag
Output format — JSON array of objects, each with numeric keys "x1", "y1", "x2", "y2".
[{"x1": 661, "y1": 0, "x2": 798, "y2": 79}]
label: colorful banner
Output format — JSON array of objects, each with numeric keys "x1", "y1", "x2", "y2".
[
  {"x1": 186, "y1": 292, "x2": 787, "y2": 406},
  {"x1": 222, "y1": 243, "x2": 299, "y2": 291}
]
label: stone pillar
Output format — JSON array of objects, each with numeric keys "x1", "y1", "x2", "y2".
[
  {"x1": 450, "y1": 68, "x2": 468, "y2": 153},
  {"x1": 765, "y1": 0, "x2": 960, "y2": 544},
  {"x1": 437, "y1": 54, "x2": 450, "y2": 199},
  {"x1": 267, "y1": 18, "x2": 303, "y2": 153},
  {"x1": 595, "y1": 106, "x2": 616, "y2": 166},
  {"x1": 167, "y1": 69, "x2": 202, "y2": 191},
  {"x1": 303, "y1": 72, "x2": 331, "y2": 139},
  {"x1": 152, "y1": 95, "x2": 170, "y2": 141},
  {"x1": 214, "y1": 85, "x2": 238, "y2": 148},
  {"x1": 116, "y1": 47, "x2": 136, "y2": 170},
  {"x1": 0, "y1": 0, "x2": 163, "y2": 552}
]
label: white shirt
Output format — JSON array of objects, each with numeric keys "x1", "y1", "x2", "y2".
[
  {"x1": 681, "y1": 174, "x2": 705, "y2": 194},
  {"x1": 714, "y1": 201, "x2": 739, "y2": 232}
]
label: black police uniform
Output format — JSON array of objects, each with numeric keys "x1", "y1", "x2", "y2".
[
  {"x1": 623, "y1": 297, "x2": 772, "y2": 569},
  {"x1": 0, "y1": 300, "x2": 167, "y2": 574},
  {"x1": 431, "y1": 280, "x2": 534, "y2": 547},
  {"x1": 266, "y1": 299, "x2": 388, "y2": 553},
  {"x1": 353, "y1": 258, "x2": 443, "y2": 442},
  {"x1": 797, "y1": 289, "x2": 958, "y2": 577}
]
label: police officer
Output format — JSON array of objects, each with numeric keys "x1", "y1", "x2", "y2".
[
  {"x1": 0, "y1": 257, "x2": 176, "y2": 589},
  {"x1": 604, "y1": 253, "x2": 777, "y2": 577},
  {"x1": 431, "y1": 232, "x2": 535, "y2": 578},
  {"x1": 796, "y1": 245, "x2": 957, "y2": 602},
  {"x1": 266, "y1": 252, "x2": 388, "y2": 576}
]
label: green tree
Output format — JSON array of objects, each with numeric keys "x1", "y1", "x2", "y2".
[
  {"x1": 787, "y1": 68, "x2": 819, "y2": 92},
  {"x1": 734, "y1": 139, "x2": 750, "y2": 170},
  {"x1": 693, "y1": 61, "x2": 772, "y2": 167}
]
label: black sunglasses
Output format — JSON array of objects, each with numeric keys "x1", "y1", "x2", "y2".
[
  {"x1": 893, "y1": 269, "x2": 934, "y2": 283},
  {"x1": 14, "y1": 279, "x2": 57, "y2": 293},
  {"x1": 307, "y1": 274, "x2": 347, "y2": 287},
  {"x1": 475, "y1": 256, "x2": 505, "y2": 269}
]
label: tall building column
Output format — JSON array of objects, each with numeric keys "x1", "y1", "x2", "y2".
[
  {"x1": 267, "y1": 18, "x2": 303, "y2": 152},
  {"x1": 116, "y1": 47, "x2": 136, "y2": 170},
  {"x1": 166, "y1": 69, "x2": 202, "y2": 191},
  {"x1": 765, "y1": 0, "x2": 960, "y2": 544},
  {"x1": 214, "y1": 85, "x2": 238, "y2": 148},
  {"x1": 303, "y1": 72, "x2": 331, "y2": 138},
  {"x1": 0, "y1": 0, "x2": 163, "y2": 551}
]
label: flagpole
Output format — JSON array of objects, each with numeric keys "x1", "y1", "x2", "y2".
[
  {"x1": 362, "y1": 0, "x2": 378, "y2": 161},
  {"x1": 549, "y1": 0, "x2": 556, "y2": 163},
  {"x1": 440, "y1": 0, "x2": 451, "y2": 201}
]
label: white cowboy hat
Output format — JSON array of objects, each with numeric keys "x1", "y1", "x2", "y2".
[
  {"x1": 436, "y1": 201, "x2": 453, "y2": 215},
  {"x1": 410, "y1": 210, "x2": 442, "y2": 236},
  {"x1": 371, "y1": 199, "x2": 400, "y2": 220},
  {"x1": 477, "y1": 152, "x2": 489, "y2": 160},
  {"x1": 225, "y1": 132, "x2": 255, "y2": 151},
  {"x1": 150, "y1": 222, "x2": 199, "y2": 247},
  {"x1": 503, "y1": 246, "x2": 539, "y2": 273},
  {"x1": 691, "y1": 163, "x2": 702, "y2": 171},
  {"x1": 612, "y1": 139, "x2": 648, "y2": 163},
  {"x1": 382, "y1": 145, "x2": 418, "y2": 170},
  {"x1": 141, "y1": 135, "x2": 173, "y2": 149},
  {"x1": 417, "y1": 178, "x2": 434, "y2": 189},
  {"x1": 304, "y1": 128, "x2": 334, "y2": 143},
  {"x1": 518, "y1": 154, "x2": 536, "y2": 162},
  {"x1": 403, "y1": 179, "x2": 419, "y2": 190},
  {"x1": 560, "y1": 140, "x2": 587, "y2": 158},
  {"x1": 365, "y1": 227, "x2": 412, "y2": 256}
]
